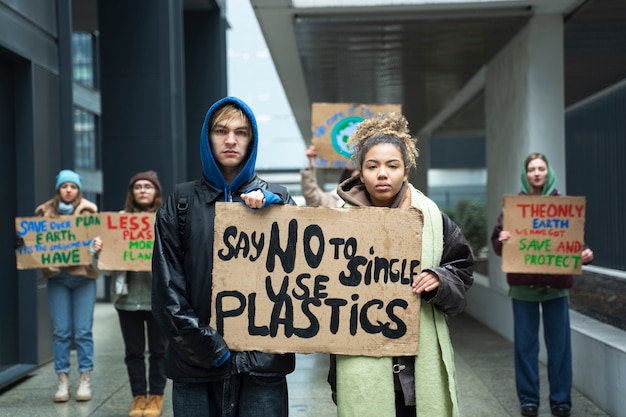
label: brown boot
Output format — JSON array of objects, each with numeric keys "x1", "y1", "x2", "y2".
[
  {"x1": 143, "y1": 394, "x2": 164, "y2": 417},
  {"x1": 129, "y1": 395, "x2": 148, "y2": 417},
  {"x1": 54, "y1": 373, "x2": 70, "y2": 402}
]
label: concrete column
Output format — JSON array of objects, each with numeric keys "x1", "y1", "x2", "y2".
[
  {"x1": 403, "y1": 68, "x2": 429, "y2": 193},
  {"x1": 485, "y1": 15, "x2": 565, "y2": 292},
  {"x1": 184, "y1": 9, "x2": 227, "y2": 181},
  {"x1": 410, "y1": 134, "x2": 429, "y2": 195},
  {"x1": 99, "y1": 0, "x2": 187, "y2": 209}
]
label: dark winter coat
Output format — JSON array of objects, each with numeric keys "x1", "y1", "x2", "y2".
[{"x1": 151, "y1": 96, "x2": 296, "y2": 382}]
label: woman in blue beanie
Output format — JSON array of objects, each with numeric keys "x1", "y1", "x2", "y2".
[{"x1": 35, "y1": 169, "x2": 100, "y2": 403}]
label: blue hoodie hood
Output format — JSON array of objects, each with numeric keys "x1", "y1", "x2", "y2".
[{"x1": 200, "y1": 96, "x2": 258, "y2": 201}]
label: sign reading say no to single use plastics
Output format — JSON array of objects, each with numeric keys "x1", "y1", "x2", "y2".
[{"x1": 210, "y1": 203, "x2": 424, "y2": 357}]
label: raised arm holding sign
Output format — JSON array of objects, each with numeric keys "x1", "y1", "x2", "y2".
[{"x1": 299, "y1": 145, "x2": 357, "y2": 207}]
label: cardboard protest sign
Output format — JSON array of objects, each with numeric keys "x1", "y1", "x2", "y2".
[
  {"x1": 311, "y1": 102, "x2": 402, "y2": 168},
  {"x1": 210, "y1": 203, "x2": 423, "y2": 357},
  {"x1": 15, "y1": 214, "x2": 100, "y2": 269},
  {"x1": 97, "y1": 212, "x2": 155, "y2": 271},
  {"x1": 502, "y1": 195, "x2": 586, "y2": 275}
]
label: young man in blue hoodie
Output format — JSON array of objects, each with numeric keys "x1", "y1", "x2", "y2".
[{"x1": 152, "y1": 97, "x2": 296, "y2": 417}]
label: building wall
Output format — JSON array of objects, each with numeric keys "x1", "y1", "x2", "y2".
[
  {"x1": 99, "y1": 0, "x2": 188, "y2": 210},
  {"x1": 0, "y1": 0, "x2": 228, "y2": 390},
  {"x1": 0, "y1": 0, "x2": 69, "y2": 382},
  {"x1": 184, "y1": 9, "x2": 228, "y2": 181},
  {"x1": 566, "y1": 82, "x2": 626, "y2": 271}
]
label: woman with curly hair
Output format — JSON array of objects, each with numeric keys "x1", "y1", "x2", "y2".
[{"x1": 328, "y1": 113, "x2": 474, "y2": 417}]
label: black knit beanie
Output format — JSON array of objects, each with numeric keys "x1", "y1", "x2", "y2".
[{"x1": 129, "y1": 170, "x2": 162, "y2": 194}]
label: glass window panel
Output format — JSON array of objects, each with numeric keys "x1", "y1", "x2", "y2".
[
  {"x1": 72, "y1": 32, "x2": 94, "y2": 88},
  {"x1": 74, "y1": 108, "x2": 96, "y2": 169}
]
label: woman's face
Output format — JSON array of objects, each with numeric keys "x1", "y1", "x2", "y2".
[
  {"x1": 526, "y1": 157, "x2": 548, "y2": 193},
  {"x1": 360, "y1": 143, "x2": 408, "y2": 207},
  {"x1": 132, "y1": 180, "x2": 156, "y2": 209},
  {"x1": 58, "y1": 183, "x2": 79, "y2": 203}
]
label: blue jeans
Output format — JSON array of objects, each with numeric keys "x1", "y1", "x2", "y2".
[
  {"x1": 47, "y1": 273, "x2": 97, "y2": 374},
  {"x1": 512, "y1": 297, "x2": 572, "y2": 410},
  {"x1": 172, "y1": 374, "x2": 288, "y2": 417}
]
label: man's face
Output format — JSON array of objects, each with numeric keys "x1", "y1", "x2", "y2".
[{"x1": 209, "y1": 116, "x2": 251, "y2": 176}]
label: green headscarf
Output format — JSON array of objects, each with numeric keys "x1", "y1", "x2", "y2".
[{"x1": 520, "y1": 153, "x2": 557, "y2": 195}]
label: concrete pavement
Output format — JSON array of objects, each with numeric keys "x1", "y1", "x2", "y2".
[{"x1": 0, "y1": 302, "x2": 609, "y2": 416}]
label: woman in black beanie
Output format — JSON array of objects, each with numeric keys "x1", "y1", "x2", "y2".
[{"x1": 95, "y1": 170, "x2": 167, "y2": 417}]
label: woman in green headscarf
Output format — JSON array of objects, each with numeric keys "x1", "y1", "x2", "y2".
[{"x1": 491, "y1": 153, "x2": 594, "y2": 417}]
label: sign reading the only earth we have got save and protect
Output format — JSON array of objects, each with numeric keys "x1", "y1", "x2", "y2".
[
  {"x1": 15, "y1": 214, "x2": 100, "y2": 269},
  {"x1": 210, "y1": 203, "x2": 423, "y2": 357},
  {"x1": 502, "y1": 195, "x2": 586, "y2": 275}
]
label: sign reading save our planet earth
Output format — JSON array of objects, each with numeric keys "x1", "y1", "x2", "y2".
[
  {"x1": 15, "y1": 214, "x2": 99, "y2": 269},
  {"x1": 310, "y1": 102, "x2": 402, "y2": 169}
]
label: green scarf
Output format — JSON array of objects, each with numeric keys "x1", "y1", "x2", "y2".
[
  {"x1": 520, "y1": 160, "x2": 557, "y2": 195},
  {"x1": 336, "y1": 184, "x2": 459, "y2": 417}
]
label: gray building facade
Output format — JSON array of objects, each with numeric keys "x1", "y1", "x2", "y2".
[{"x1": 0, "y1": 0, "x2": 227, "y2": 389}]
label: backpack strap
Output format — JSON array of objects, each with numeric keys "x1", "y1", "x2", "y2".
[
  {"x1": 175, "y1": 180, "x2": 196, "y2": 252},
  {"x1": 265, "y1": 182, "x2": 290, "y2": 203}
]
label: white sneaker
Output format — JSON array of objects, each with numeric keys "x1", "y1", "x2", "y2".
[
  {"x1": 54, "y1": 373, "x2": 70, "y2": 402},
  {"x1": 76, "y1": 371, "x2": 92, "y2": 401}
]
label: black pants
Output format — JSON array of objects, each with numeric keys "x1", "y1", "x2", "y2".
[
  {"x1": 117, "y1": 309, "x2": 168, "y2": 396},
  {"x1": 395, "y1": 389, "x2": 416, "y2": 417}
]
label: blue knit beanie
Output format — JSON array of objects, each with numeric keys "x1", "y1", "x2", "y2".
[{"x1": 55, "y1": 169, "x2": 82, "y2": 190}]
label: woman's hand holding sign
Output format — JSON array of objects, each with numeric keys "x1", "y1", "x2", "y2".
[
  {"x1": 581, "y1": 248, "x2": 594, "y2": 264},
  {"x1": 411, "y1": 270, "x2": 440, "y2": 294}
]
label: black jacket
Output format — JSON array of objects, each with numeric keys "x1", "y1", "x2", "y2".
[{"x1": 152, "y1": 176, "x2": 296, "y2": 382}]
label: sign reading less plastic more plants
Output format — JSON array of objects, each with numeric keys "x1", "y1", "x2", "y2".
[
  {"x1": 97, "y1": 212, "x2": 156, "y2": 271},
  {"x1": 15, "y1": 214, "x2": 100, "y2": 269},
  {"x1": 311, "y1": 102, "x2": 402, "y2": 169},
  {"x1": 501, "y1": 195, "x2": 586, "y2": 275},
  {"x1": 210, "y1": 203, "x2": 423, "y2": 357}
]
